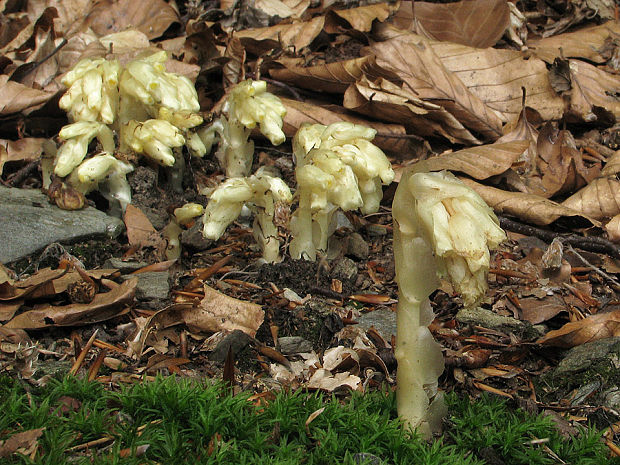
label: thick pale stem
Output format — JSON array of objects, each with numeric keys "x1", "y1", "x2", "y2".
[
  {"x1": 393, "y1": 169, "x2": 505, "y2": 438},
  {"x1": 289, "y1": 190, "x2": 316, "y2": 261}
]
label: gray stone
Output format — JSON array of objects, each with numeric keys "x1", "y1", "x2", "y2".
[
  {"x1": 123, "y1": 271, "x2": 170, "y2": 301},
  {"x1": 352, "y1": 453, "x2": 383, "y2": 465},
  {"x1": 555, "y1": 337, "x2": 620, "y2": 376},
  {"x1": 0, "y1": 187, "x2": 124, "y2": 264},
  {"x1": 346, "y1": 232, "x2": 369, "y2": 260},
  {"x1": 331, "y1": 257, "x2": 358, "y2": 282},
  {"x1": 103, "y1": 257, "x2": 149, "y2": 273},
  {"x1": 278, "y1": 336, "x2": 313, "y2": 354},
  {"x1": 603, "y1": 388, "x2": 620, "y2": 411},
  {"x1": 208, "y1": 329, "x2": 254, "y2": 363},
  {"x1": 181, "y1": 220, "x2": 212, "y2": 251},
  {"x1": 456, "y1": 306, "x2": 543, "y2": 339},
  {"x1": 357, "y1": 308, "x2": 397, "y2": 341}
]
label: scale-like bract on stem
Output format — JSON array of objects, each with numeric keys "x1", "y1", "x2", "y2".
[{"x1": 392, "y1": 170, "x2": 505, "y2": 438}]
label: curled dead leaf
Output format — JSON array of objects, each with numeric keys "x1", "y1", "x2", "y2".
[{"x1": 537, "y1": 310, "x2": 620, "y2": 348}]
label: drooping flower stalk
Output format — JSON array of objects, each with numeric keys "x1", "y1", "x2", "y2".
[{"x1": 392, "y1": 170, "x2": 506, "y2": 438}]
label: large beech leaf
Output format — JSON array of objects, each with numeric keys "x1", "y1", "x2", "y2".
[
  {"x1": 529, "y1": 22, "x2": 620, "y2": 64},
  {"x1": 431, "y1": 42, "x2": 565, "y2": 123},
  {"x1": 537, "y1": 310, "x2": 620, "y2": 348},
  {"x1": 270, "y1": 55, "x2": 398, "y2": 94},
  {"x1": 413, "y1": 0, "x2": 510, "y2": 49},
  {"x1": 412, "y1": 140, "x2": 529, "y2": 179},
  {"x1": 326, "y1": 3, "x2": 394, "y2": 33},
  {"x1": 281, "y1": 97, "x2": 410, "y2": 154},
  {"x1": 4, "y1": 278, "x2": 136, "y2": 329},
  {"x1": 567, "y1": 59, "x2": 620, "y2": 121},
  {"x1": 343, "y1": 77, "x2": 481, "y2": 144},
  {"x1": 561, "y1": 177, "x2": 620, "y2": 220},
  {"x1": 0, "y1": 76, "x2": 55, "y2": 115},
  {"x1": 0, "y1": 138, "x2": 45, "y2": 175},
  {"x1": 368, "y1": 33, "x2": 504, "y2": 141},
  {"x1": 80, "y1": 0, "x2": 180, "y2": 40},
  {"x1": 236, "y1": 16, "x2": 325, "y2": 54},
  {"x1": 181, "y1": 284, "x2": 264, "y2": 337},
  {"x1": 460, "y1": 177, "x2": 600, "y2": 226}
]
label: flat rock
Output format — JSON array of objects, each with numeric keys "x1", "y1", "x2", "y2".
[
  {"x1": 456, "y1": 306, "x2": 543, "y2": 339},
  {"x1": 0, "y1": 187, "x2": 124, "y2": 264},
  {"x1": 357, "y1": 308, "x2": 397, "y2": 341},
  {"x1": 278, "y1": 336, "x2": 313, "y2": 354},
  {"x1": 123, "y1": 271, "x2": 170, "y2": 301}
]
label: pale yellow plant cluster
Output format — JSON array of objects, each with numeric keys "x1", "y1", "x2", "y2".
[{"x1": 52, "y1": 51, "x2": 205, "y2": 210}]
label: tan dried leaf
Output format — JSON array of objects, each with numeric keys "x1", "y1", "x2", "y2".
[
  {"x1": 343, "y1": 77, "x2": 481, "y2": 144},
  {"x1": 432, "y1": 42, "x2": 565, "y2": 123},
  {"x1": 181, "y1": 284, "x2": 264, "y2": 337},
  {"x1": 460, "y1": 177, "x2": 600, "y2": 226},
  {"x1": 123, "y1": 204, "x2": 163, "y2": 249},
  {"x1": 601, "y1": 150, "x2": 620, "y2": 176},
  {"x1": 254, "y1": 0, "x2": 296, "y2": 19},
  {"x1": 82, "y1": 0, "x2": 180, "y2": 40},
  {"x1": 497, "y1": 105, "x2": 540, "y2": 175},
  {"x1": 519, "y1": 295, "x2": 567, "y2": 325},
  {"x1": 567, "y1": 59, "x2": 620, "y2": 122},
  {"x1": 0, "y1": 428, "x2": 45, "y2": 459},
  {"x1": 327, "y1": 3, "x2": 393, "y2": 33},
  {"x1": 236, "y1": 16, "x2": 325, "y2": 54},
  {"x1": 413, "y1": 140, "x2": 528, "y2": 179},
  {"x1": 0, "y1": 76, "x2": 55, "y2": 115},
  {"x1": 537, "y1": 310, "x2": 620, "y2": 348},
  {"x1": 561, "y1": 177, "x2": 620, "y2": 220},
  {"x1": 605, "y1": 214, "x2": 620, "y2": 243},
  {"x1": 368, "y1": 33, "x2": 504, "y2": 141},
  {"x1": 413, "y1": 0, "x2": 509, "y2": 49},
  {"x1": 4, "y1": 278, "x2": 136, "y2": 329},
  {"x1": 0, "y1": 138, "x2": 45, "y2": 175},
  {"x1": 270, "y1": 55, "x2": 396, "y2": 94},
  {"x1": 529, "y1": 21, "x2": 620, "y2": 64},
  {"x1": 307, "y1": 369, "x2": 361, "y2": 391}
]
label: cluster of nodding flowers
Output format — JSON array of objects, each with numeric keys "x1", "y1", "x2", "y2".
[{"x1": 52, "y1": 52, "x2": 395, "y2": 263}]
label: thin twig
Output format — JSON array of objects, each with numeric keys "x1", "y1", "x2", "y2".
[
  {"x1": 499, "y1": 216, "x2": 620, "y2": 259},
  {"x1": 564, "y1": 244, "x2": 620, "y2": 292}
]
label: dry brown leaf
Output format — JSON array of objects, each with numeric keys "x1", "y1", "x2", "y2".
[
  {"x1": 0, "y1": 302, "x2": 22, "y2": 322},
  {"x1": 537, "y1": 310, "x2": 620, "y2": 348},
  {"x1": 368, "y1": 33, "x2": 504, "y2": 141},
  {"x1": 281, "y1": 97, "x2": 410, "y2": 154},
  {"x1": 123, "y1": 204, "x2": 163, "y2": 249},
  {"x1": 0, "y1": 428, "x2": 45, "y2": 459},
  {"x1": 601, "y1": 150, "x2": 620, "y2": 176},
  {"x1": 529, "y1": 22, "x2": 620, "y2": 64},
  {"x1": 535, "y1": 124, "x2": 600, "y2": 198},
  {"x1": 4, "y1": 277, "x2": 136, "y2": 329},
  {"x1": 604, "y1": 214, "x2": 620, "y2": 243},
  {"x1": 460, "y1": 177, "x2": 600, "y2": 226},
  {"x1": 519, "y1": 295, "x2": 567, "y2": 325},
  {"x1": 0, "y1": 268, "x2": 66, "y2": 301},
  {"x1": 327, "y1": 3, "x2": 393, "y2": 33},
  {"x1": 343, "y1": 76, "x2": 481, "y2": 144},
  {"x1": 497, "y1": 105, "x2": 540, "y2": 175},
  {"x1": 270, "y1": 55, "x2": 396, "y2": 94},
  {"x1": 307, "y1": 369, "x2": 361, "y2": 391},
  {"x1": 0, "y1": 138, "x2": 45, "y2": 175},
  {"x1": 561, "y1": 177, "x2": 620, "y2": 220},
  {"x1": 254, "y1": 0, "x2": 297, "y2": 19},
  {"x1": 0, "y1": 76, "x2": 55, "y2": 115},
  {"x1": 390, "y1": 0, "x2": 414, "y2": 30},
  {"x1": 236, "y1": 16, "x2": 325, "y2": 54},
  {"x1": 81, "y1": 0, "x2": 180, "y2": 40},
  {"x1": 181, "y1": 284, "x2": 264, "y2": 337},
  {"x1": 413, "y1": 0, "x2": 509, "y2": 49},
  {"x1": 567, "y1": 59, "x2": 620, "y2": 122},
  {"x1": 431, "y1": 42, "x2": 565, "y2": 123},
  {"x1": 412, "y1": 140, "x2": 528, "y2": 179}
]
